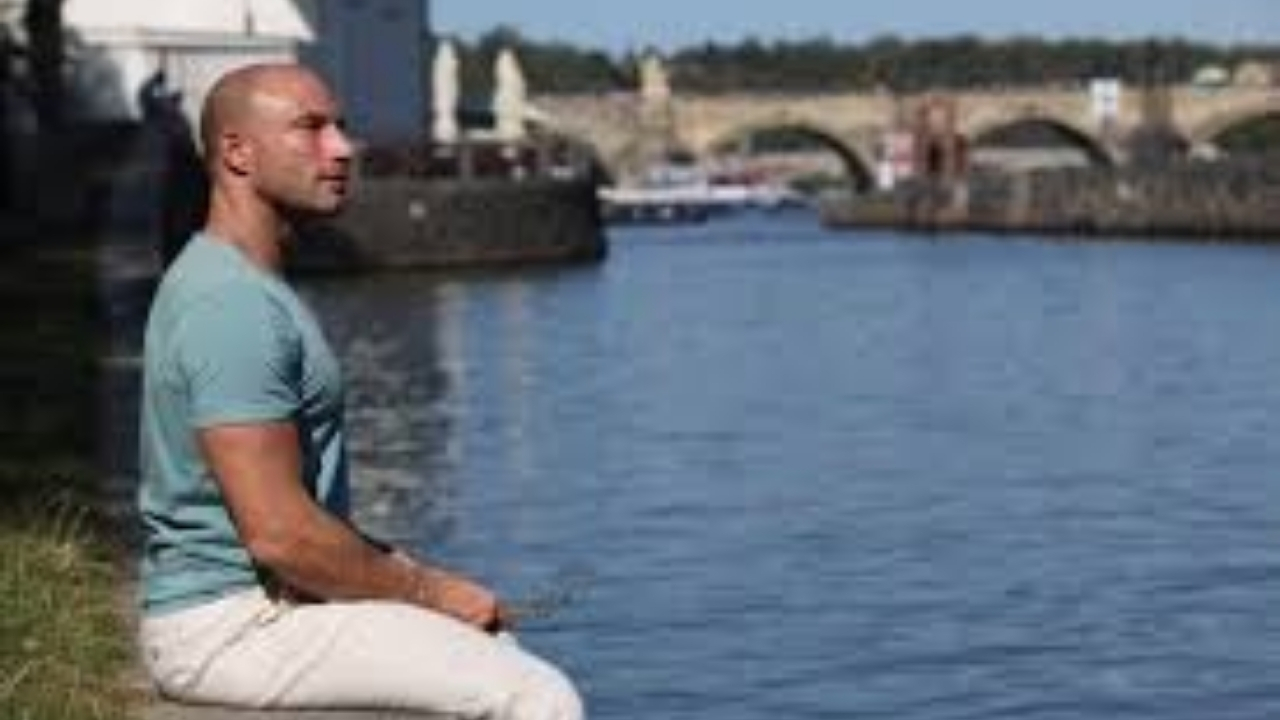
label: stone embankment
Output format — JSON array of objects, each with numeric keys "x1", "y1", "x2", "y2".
[
  {"x1": 823, "y1": 158, "x2": 1280, "y2": 239},
  {"x1": 294, "y1": 142, "x2": 607, "y2": 273},
  {"x1": 296, "y1": 176, "x2": 606, "y2": 272}
]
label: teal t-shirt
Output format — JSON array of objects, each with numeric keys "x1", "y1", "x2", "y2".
[{"x1": 138, "y1": 233, "x2": 350, "y2": 615}]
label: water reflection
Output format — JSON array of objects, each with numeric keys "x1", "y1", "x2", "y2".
[
  {"x1": 302, "y1": 275, "x2": 461, "y2": 548},
  {"x1": 436, "y1": 280, "x2": 543, "y2": 508},
  {"x1": 303, "y1": 271, "x2": 570, "y2": 554}
]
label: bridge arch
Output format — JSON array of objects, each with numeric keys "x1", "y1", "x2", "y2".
[
  {"x1": 699, "y1": 122, "x2": 876, "y2": 191},
  {"x1": 1184, "y1": 94, "x2": 1280, "y2": 149},
  {"x1": 967, "y1": 116, "x2": 1116, "y2": 169},
  {"x1": 1189, "y1": 107, "x2": 1280, "y2": 157}
]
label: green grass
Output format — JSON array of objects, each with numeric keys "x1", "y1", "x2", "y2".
[{"x1": 0, "y1": 498, "x2": 138, "y2": 720}]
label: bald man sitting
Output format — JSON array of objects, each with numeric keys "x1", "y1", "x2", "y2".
[{"x1": 136, "y1": 63, "x2": 583, "y2": 719}]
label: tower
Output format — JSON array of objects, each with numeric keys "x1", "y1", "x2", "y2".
[{"x1": 301, "y1": 0, "x2": 427, "y2": 144}]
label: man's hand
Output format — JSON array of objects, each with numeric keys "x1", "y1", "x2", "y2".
[
  {"x1": 398, "y1": 555, "x2": 510, "y2": 633},
  {"x1": 427, "y1": 569, "x2": 510, "y2": 632}
]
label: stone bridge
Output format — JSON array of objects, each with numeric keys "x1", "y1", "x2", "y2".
[{"x1": 529, "y1": 82, "x2": 1280, "y2": 184}]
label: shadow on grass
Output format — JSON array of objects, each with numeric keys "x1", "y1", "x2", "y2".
[
  {"x1": 0, "y1": 237, "x2": 101, "y2": 506},
  {"x1": 0, "y1": 127, "x2": 115, "y2": 498},
  {"x1": 0, "y1": 120, "x2": 175, "y2": 719}
]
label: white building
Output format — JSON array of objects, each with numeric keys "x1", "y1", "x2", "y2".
[{"x1": 2, "y1": 0, "x2": 427, "y2": 142}]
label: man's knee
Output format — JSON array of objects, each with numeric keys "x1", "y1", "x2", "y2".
[{"x1": 498, "y1": 662, "x2": 585, "y2": 720}]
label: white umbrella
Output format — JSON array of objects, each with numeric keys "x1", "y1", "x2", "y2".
[
  {"x1": 432, "y1": 39, "x2": 460, "y2": 144},
  {"x1": 492, "y1": 47, "x2": 527, "y2": 144},
  {"x1": 639, "y1": 52, "x2": 670, "y2": 105}
]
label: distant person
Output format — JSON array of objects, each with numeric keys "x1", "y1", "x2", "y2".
[
  {"x1": 138, "y1": 69, "x2": 207, "y2": 264},
  {"x1": 138, "y1": 69, "x2": 176, "y2": 121},
  {"x1": 137, "y1": 62, "x2": 583, "y2": 719}
]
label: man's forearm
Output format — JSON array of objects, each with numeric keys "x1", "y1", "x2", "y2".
[
  {"x1": 199, "y1": 422, "x2": 502, "y2": 629},
  {"x1": 254, "y1": 509, "x2": 505, "y2": 630},
  {"x1": 252, "y1": 506, "x2": 417, "y2": 603}
]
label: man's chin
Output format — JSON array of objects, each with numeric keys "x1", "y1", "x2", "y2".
[
  {"x1": 289, "y1": 197, "x2": 348, "y2": 219},
  {"x1": 317, "y1": 189, "x2": 350, "y2": 215},
  {"x1": 313, "y1": 201, "x2": 347, "y2": 218}
]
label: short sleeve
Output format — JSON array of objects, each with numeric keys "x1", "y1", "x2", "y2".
[{"x1": 174, "y1": 287, "x2": 302, "y2": 427}]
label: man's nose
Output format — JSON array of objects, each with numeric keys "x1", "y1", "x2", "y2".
[{"x1": 327, "y1": 126, "x2": 354, "y2": 161}]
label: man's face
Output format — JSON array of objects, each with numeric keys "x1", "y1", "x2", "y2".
[{"x1": 243, "y1": 72, "x2": 353, "y2": 216}]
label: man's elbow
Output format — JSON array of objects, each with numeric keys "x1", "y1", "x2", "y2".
[{"x1": 241, "y1": 522, "x2": 311, "y2": 575}]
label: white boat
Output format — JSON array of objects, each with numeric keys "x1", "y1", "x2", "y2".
[{"x1": 599, "y1": 166, "x2": 804, "y2": 224}]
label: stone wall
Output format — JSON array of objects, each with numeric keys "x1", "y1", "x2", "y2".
[
  {"x1": 823, "y1": 158, "x2": 1280, "y2": 240},
  {"x1": 294, "y1": 177, "x2": 607, "y2": 272}
]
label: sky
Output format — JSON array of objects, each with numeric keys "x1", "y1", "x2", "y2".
[{"x1": 432, "y1": 0, "x2": 1280, "y2": 52}]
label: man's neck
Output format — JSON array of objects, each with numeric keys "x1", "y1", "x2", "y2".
[{"x1": 204, "y1": 192, "x2": 292, "y2": 272}]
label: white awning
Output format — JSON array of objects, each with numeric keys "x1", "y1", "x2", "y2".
[{"x1": 64, "y1": 0, "x2": 314, "y2": 41}]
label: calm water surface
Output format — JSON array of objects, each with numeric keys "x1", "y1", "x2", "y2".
[{"x1": 304, "y1": 215, "x2": 1280, "y2": 720}]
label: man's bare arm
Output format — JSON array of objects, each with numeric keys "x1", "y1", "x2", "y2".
[{"x1": 198, "y1": 421, "x2": 506, "y2": 630}]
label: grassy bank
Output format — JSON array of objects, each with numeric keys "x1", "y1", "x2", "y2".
[
  {"x1": 0, "y1": 500, "x2": 136, "y2": 719},
  {"x1": 0, "y1": 237, "x2": 138, "y2": 720}
]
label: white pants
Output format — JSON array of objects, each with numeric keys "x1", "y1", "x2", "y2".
[{"x1": 140, "y1": 589, "x2": 584, "y2": 720}]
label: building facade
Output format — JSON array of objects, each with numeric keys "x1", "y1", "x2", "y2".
[
  {"x1": 2, "y1": 0, "x2": 427, "y2": 142},
  {"x1": 300, "y1": 0, "x2": 427, "y2": 143}
]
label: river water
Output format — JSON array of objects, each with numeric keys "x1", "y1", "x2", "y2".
[{"x1": 191, "y1": 214, "x2": 1280, "y2": 718}]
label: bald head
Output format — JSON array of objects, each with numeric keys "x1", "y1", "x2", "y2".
[
  {"x1": 196, "y1": 62, "x2": 353, "y2": 222},
  {"x1": 198, "y1": 63, "x2": 330, "y2": 166}
]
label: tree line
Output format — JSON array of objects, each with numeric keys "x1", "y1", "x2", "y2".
[{"x1": 439, "y1": 27, "x2": 1280, "y2": 97}]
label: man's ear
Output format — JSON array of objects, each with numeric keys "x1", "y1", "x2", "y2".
[{"x1": 220, "y1": 131, "x2": 252, "y2": 176}]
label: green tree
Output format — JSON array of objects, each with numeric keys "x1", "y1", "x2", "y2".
[{"x1": 433, "y1": 28, "x2": 1280, "y2": 96}]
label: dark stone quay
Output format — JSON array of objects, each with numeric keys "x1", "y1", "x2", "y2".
[{"x1": 823, "y1": 158, "x2": 1280, "y2": 239}]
